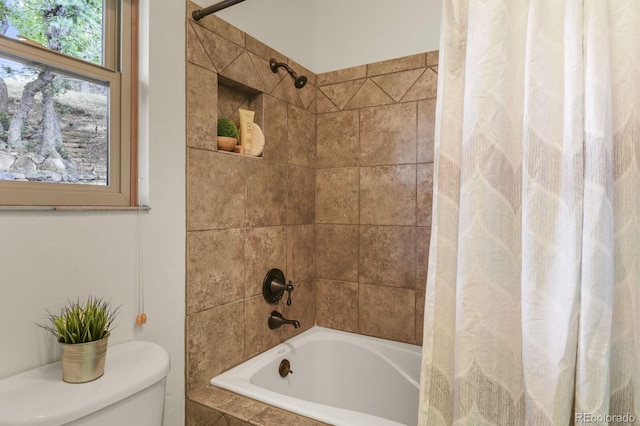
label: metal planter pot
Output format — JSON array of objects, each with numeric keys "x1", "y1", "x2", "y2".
[{"x1": 60, "y1": 337, "x2": 109, "y2": 383}]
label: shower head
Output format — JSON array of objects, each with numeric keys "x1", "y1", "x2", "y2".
[
  {"x1": 270, "y1": 58, "x2": 307, "y2": 89},
  {"x1": 293, "y1": 74, "x2": 308, "y2": 89}
]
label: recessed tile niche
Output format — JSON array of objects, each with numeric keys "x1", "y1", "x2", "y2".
[{"x1": 217, "y1": 75, "x2": 264, "y2": 157}]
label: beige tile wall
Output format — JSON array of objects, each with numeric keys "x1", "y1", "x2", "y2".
[
  {"x1": 315, "y1": 52, "x2": 437, "y2": 345},
  {"x1": 186, "y1": 2, "x2": 317, "y2": 394},
  {"x1": 185, "y1": 0, "x2": 437, "y2": 408}
]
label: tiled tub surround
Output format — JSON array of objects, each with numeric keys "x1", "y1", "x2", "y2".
[
  {"x1": 315, "y1": 52, "x2": 437, "y2": 346},
  {"x1": 185, "y1": 2, "x2": 436, "y2": 424},
  {"x1": 188, "y1": 386, "x2": 330, "y2": 426},
  {"x1": 186, "y1": 0, "x2": 317, "y2": 399}
]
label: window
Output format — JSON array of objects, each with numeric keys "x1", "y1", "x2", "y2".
[{"x1": 0, "y1": 0, "x2": 137, "y2": 207}]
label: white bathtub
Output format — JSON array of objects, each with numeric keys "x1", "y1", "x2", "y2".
[{"x1": 211, "y1": 326, "x2": 421, "y2": 426}]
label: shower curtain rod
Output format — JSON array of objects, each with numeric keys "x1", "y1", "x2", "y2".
[{"x1": 192, "y1": 0, "x2": 246, "y2": 21}]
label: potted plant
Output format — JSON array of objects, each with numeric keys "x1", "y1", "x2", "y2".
[
  {"x1": 38, "y1": 296, "x2": 119, "y2": 383},
  {"x1": 217, "y1": 117, "x2": 239, "y2": 151}
]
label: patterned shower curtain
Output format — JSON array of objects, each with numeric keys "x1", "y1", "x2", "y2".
[{"x1": 418, "y1": 0, "x2": 640, "y2": 424}]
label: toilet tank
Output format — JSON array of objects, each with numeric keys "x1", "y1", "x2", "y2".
[{"x1": 0, "y1": 341, "x2": 171, "y2": 426}]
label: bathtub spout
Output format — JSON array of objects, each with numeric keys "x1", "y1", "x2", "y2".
[{"x1": 268, "y1": 311, "x2": 300, "y2": 329}]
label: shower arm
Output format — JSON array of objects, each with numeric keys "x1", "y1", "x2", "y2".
[
  {"x1": 192, "y1": 0, "x2": 246, "y2": 21},
  {"x1": 269, "y1": 58, "x2": 308, "y2": 89}
]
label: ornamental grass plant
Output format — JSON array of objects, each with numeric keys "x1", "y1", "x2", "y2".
[{"x1": 38, "y1": 296, "x2": 120, "y2": 344}]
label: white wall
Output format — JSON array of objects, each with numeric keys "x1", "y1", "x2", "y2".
[
  {"x1": 215, "y1": 0, "x2": 316, "y2": 69},
  {"x1": 0, "y1": 0, "x2": 186, "y2": 425},
  {"x1": 193, "y1": 0, "x2": 442, "y2": 73},
  {"x1": 314, "y1": 0, "x2": 442, "y2": 73}
]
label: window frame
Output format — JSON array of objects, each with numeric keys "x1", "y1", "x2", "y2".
[{"x1": 0, "y1": 0, "x2": 138, "y2": 208}]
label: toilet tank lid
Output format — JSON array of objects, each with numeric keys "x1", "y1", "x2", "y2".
[{"x1": 0, "y1": 340, "x2": 170, "y2": 426}]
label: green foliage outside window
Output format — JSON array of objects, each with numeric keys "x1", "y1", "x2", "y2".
[{"x1": 0, "y1": 0, "x2": 103, "y2": 64}]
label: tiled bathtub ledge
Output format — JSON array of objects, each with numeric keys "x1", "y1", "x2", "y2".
[{"x1": 187, "y1": 386, "x2": 330, "y2": 426}]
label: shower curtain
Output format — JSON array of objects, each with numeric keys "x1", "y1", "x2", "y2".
[{"x1": 419, "y1": 1, "x2": 640, "y2": 424}]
